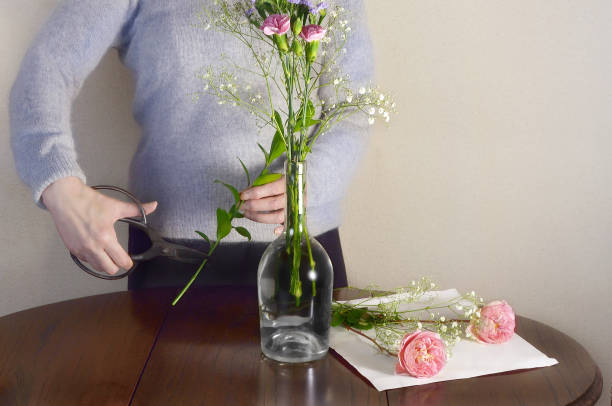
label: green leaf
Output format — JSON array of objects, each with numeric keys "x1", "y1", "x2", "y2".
[
  {"x1": 229, "y1": 204, "x2": 245, "y2": 219},
  {"x1": 297, "y1": 99, "x2": 315, "y2": 122},
  {"x1": 356, "y1": 319, "x2": 374, "y2": 330},
  {"x1": 262, "y1": 2, "x2": 275, "y2": 15},
  {"x1": 194, "y1": 230, "x2": 210, "y2": 245},
  {"x1": 257, "y1": 143, "x2": 270, "y2": 163},
  {"x1": 234, "y1": 226, "x2": 252, "y2": 241},
  {"x1": 269, "y1": 130, "x2": 286, "y2": 162},
  {"x1": 216, "y1": 208, "x2": 232, "y2": 240},
  {"x1": 255, "y1": 5, "x2": 267, "y2": 19},
  {"x1": 237, "y1": 157, "x2": 251, "y2": 186},
  {"x1": 346, "y1": 308, "x2": 366, "y2": 325},
  {"x1": 215, "y1": 180, "x2": 240, "y2": 204},
  {"x1": 273, "y1": 110, "x2": 285, "y2": 136},
  {"x1": 331, "y1": 311, "x2": 345, "y2": 327},
  {"x1": 253, "y1": 172, "x2": 282, "y2": 186},
  {"x1": 294, "y1": 118, "x2": 320, "y2": 133}
]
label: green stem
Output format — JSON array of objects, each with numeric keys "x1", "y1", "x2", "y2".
[
  {"x1": 172, "y1": 240, "x2": 219, "y2": 306},
  {"x1": 346, "y1": 326, "x2": 398, "y2": 357}
]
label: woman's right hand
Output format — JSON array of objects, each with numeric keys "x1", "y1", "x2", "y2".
[{"x1": 41, "y1": 177, "x2": 158, "y2": 275}]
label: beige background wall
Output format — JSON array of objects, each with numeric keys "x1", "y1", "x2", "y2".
[{"x1": 1, "y1": 1, "x2": 610, "y2": 404}]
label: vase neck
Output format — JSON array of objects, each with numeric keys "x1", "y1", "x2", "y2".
[{"x1": 284, "y1": 160, "x2": 306, "y2": 236}]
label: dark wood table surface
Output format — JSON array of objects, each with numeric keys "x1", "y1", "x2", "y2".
[{"x1": 0, "y1": 286, "x2": 602, "y2": 406}]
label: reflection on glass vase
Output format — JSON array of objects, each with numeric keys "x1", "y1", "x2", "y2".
[{"x1": 257, "y1": 160, "x2": 333, "y2": 363}]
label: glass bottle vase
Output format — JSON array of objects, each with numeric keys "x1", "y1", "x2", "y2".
[{"x1": 257, "y1": 160, "x2": 333, "y2": 363}]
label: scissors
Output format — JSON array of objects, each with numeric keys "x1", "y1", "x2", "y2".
[{"x1": 71, "y1": 185, "x2": 208, "y2": 280}]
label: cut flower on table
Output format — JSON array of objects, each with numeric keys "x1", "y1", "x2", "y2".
[{"x1": 331, "y1": 278, "x2": 516, "y2": 378}]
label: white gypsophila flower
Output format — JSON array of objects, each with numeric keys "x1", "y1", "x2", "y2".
[
  {"x1": 378, "y1": 107, "x2": 385, "y2": 114},
  {"x1": 440, "y1": 316, "x2": 446, "y2": 322},
  {"x1": 359, "y1": 87, "x2": 366, "y2": 95},
  {"x1": 417, "y1": 322, "x2": 423, "y2": 329},
  {"x1": 368, "y1": 117, "x2": 375, "y2": 125},
  {"x1": 346, "y1": 95, "x2": 353, "y2": 103},
  {"x1": 368, "y1": 107, "x2": 376, "y2": 115},
  {"x1": 451, "y1": 321, "x2": 458, "y2": 328},
  {"x1": 441, "y1": 325, "x2": 447, "y2": 332}
]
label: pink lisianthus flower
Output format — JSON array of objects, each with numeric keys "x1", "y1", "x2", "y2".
[
  {"x1": 395, "y1": 330, "x2": 447, "y2": 378},
  {"x1": 260, "y1": 14, "x2": 291, "y2": 36},
  {"x1": 299, "y1": 24, "x2": 326, "y2": 42},
  {"x1": 466, "y1": 300, "x2": 516, "y2": 344}
]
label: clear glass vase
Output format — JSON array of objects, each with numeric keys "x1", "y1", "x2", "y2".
[{"x1": 257, "y1": 160, "x2": 333, "y2": 363}]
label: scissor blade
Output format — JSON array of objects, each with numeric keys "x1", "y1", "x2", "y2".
[{"x1": 163, "y1": 244, "x2": 209, "y2": 264}]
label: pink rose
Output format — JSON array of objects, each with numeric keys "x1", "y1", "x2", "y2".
[
  {"x1": 395, "y1": 330, "x2": 447, "y2": 378},
  {"x1": 299, "y1": 24, "x2": 326, "y2": 42},
  {"x1": 260, "y1": 14, "x2": 291, "y2": 36},
  {"x1": 467, "y1": 300, "x2": 515, "y2": 344}
]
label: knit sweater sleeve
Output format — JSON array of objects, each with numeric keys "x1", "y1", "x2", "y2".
[
  {"x1": 9, "y1": 0, "x2": 139, "y2": 209},
  {"x1": 307, "y1": 0, "x2": 375, "y2": 215}
]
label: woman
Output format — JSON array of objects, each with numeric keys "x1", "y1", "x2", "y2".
[{"x1": 9, "y1": 0, "x2": 374, "y2": 290}]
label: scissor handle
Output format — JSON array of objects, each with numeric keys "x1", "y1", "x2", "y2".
[{"x1": 70, "y1": 185, "x2": 148, "y2": 280}]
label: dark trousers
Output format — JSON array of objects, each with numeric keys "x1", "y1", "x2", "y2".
[{"x1": 127, "y1": 227, "x2": 348, "y2": 290}]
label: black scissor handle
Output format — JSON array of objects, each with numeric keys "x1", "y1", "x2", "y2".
[{"x1": 70, "y1": 185, "x2": 147, "y2": 280}]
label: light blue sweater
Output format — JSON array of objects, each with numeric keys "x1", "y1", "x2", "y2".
[{"x1": 9, "y1": 0, "x2": 374, "y2": 243}]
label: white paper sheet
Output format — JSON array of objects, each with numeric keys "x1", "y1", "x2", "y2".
[{"x1": 329, "y1": 289, "x2": 558, "y2": 391}]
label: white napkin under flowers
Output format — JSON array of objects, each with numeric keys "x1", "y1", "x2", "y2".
[{"x1": 329, "y1": 289, "x2": 558, "y2": 391}]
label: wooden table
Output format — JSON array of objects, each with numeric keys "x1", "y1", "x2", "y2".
[{"x1": 0, "y1": 286, "x2": 602, "y2": 405}]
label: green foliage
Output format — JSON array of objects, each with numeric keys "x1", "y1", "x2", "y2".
[
  {"x1": 294, "y1": 118, "x2": 320, "y2": 133},
  {"x1": 331, "y1": 304, "x2": 376, "y2": 330},
  {"x1": 257, "y1": 143, "x2": 270, "y2": 163},
  {"x1": 216, "y1": 208, "x2": 232, "y2": 240},
  {"x1": 297, "y1": 99, "x2": 315, "y2": 122},
  {"x1": 238, "y1": 157, "x2": 251, "y2": 186},
  {"x1": 195, "y1": 230, "x2": 210, "y2": 244},
  {"x1": 234, "y1": 226, "x2": 252, "y2": 241},
  {"x1": 253, "y1": 172, "x2": 282, "y2": 186},
  {"x1": 215, "y1": 180, "x2": 240, "y2": 204},
  {"x1": 269, "y1": 130, "x2": 286, "y2": 162},
  {"x1": 273, "y1": 110, "x2": 285, "y2": 136},
  {"x1": 228, "y1": 204, "x2": 244, "y2": 219}
]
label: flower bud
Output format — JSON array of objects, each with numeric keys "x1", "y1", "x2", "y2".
[
  {"x1": 291, "y1": 17, "x2": 303, "y2": 37},
  {"x1": 305, "y1": 40, "x2": 320, "y2": 63},
  {"x1": 292, "y1": 40, "x2": 304, "y2": 56},
  {"x1": 274, "y1": 34, "x2": 289, "y2": 53}
]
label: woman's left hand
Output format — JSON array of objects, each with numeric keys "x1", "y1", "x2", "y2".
[{"x1": 240, "y1": 176, "x2": 286, "y2": 235}]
